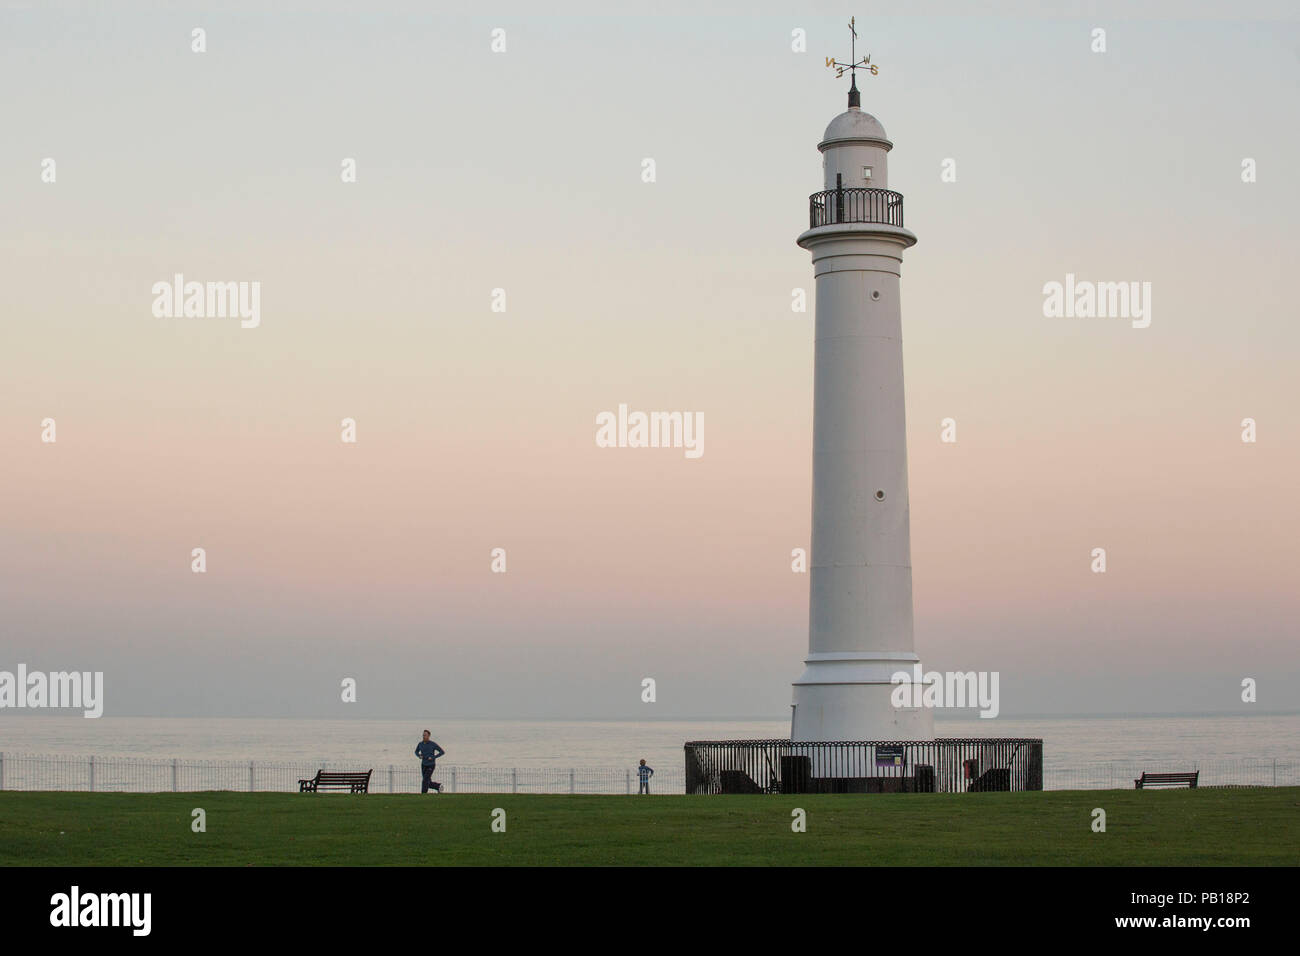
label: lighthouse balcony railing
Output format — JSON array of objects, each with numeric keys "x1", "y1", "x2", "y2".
[{"x1": 808, "y1": 186, "x2": 905, "y2": 228}]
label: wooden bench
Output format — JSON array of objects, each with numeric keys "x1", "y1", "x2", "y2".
[
  {"x1": 298, "y1": 769, "x2": 372, "y2": 793},
  {"x1": 1134, "y1": 771, "x2": 1198, "y2": 790}
]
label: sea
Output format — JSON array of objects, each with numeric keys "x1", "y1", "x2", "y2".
[{"x1": 3, "y1": 713, "x2": 1298, "y2": 782}]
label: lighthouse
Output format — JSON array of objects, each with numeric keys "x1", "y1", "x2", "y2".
[{"x1": 790, "y1": 65, "x2": 934, "y2": 744}]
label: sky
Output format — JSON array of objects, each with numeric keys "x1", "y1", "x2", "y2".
[{"x1": 2, "y1": 1, "x2": 1298, "y2": 719}]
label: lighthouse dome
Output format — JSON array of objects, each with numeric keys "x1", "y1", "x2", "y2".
[
  {"x1": 820, "y1": 108, "x2": 891, "y2": 148},
  {"x1": 817, "y1": 106, "x2": 893, "y2": 190}
]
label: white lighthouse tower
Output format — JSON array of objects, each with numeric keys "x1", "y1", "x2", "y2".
[{"x1": 790, "y1": 59, "x2": 934, "y2": 744}]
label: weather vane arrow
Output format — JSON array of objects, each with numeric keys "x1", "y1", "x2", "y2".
[{"x1": 825, "y1": 16, "x2": 879, "y2": 107}]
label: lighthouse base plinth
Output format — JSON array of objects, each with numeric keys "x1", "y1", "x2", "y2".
[{"x1": 791, "y1": 652, "x2": 935, "y2": 743}]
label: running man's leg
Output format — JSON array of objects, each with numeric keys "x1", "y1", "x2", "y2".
[{"x1": 421, "y1": 765, "x2": 433, "y2": 793}]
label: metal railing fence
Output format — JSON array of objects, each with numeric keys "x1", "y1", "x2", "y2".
[
  {"x1": 809, "y1": 186, "x2": 905, "y2": 228},
  {"x1": 1, "y1": 751, "x2": 1293, "y2": 794},
  {"x1": 685, "y1": 738, "x2": 1043, "y2": 794},
  {"x1": 0, "y1": 753, "x2": 682, "y2": 795},
  {"x1": 1046, "y1": 757, "x2": 1299, "y2": 791}
]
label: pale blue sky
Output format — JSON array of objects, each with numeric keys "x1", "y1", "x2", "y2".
[{"x1": 2, "y1": 2, "x2": 1297, "y2": 718}]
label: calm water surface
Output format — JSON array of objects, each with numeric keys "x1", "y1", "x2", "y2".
[{"x1": 3, "y1": 714, "x2": 1297, "y2": 777}]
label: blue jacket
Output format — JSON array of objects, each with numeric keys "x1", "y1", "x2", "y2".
[{"x1": 416, "y1": 740, "x2": 445, "y2": 767}]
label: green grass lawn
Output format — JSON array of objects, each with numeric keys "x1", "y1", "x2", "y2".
[{"x1": 2, "y1": 788, "x2": 1296, "y2": 866}]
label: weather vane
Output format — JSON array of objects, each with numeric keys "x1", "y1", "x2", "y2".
[{"x1": 825, "y1": 16, "x2": 878, "y2": 107}]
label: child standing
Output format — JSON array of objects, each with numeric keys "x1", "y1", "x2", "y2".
[{"x1": 636, "y1": 758, "x2": 654, "y2": 795}]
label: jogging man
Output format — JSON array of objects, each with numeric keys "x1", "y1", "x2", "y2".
[{"x1": 416, "y1": 730, "x2": 445, "y2": 793}]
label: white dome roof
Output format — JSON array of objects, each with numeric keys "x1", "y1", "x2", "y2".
[{"x1": 821, "y1": 108, "x2": 890, "y2": 147}]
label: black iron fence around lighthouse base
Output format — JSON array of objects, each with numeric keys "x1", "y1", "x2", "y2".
[{"x1": 684, "y1": 739, "x2": 1043, "y2": 795}]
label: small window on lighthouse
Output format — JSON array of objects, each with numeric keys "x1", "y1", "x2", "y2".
[{"x1": 862, "y1": 166, "x2": 873, "y2": 182}]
